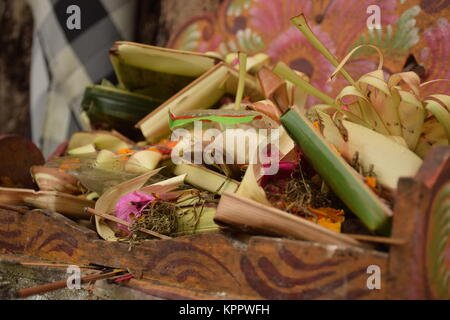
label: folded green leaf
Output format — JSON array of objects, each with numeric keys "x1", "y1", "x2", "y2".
[
  {"x1": 110, "y1": 41, "x2": 220, "y2": 100},
  {"x1": 168, "y1": 110, "x2": 265, "y2": 130},
  {"x1": 82, "y1": 85, "x2": 162, "y2": 139},
  {"x1": 425, "y1": 100, "x2": 450, "y2": 143},
  {"x1": 318, "y1": 110, "x2": 423, "y2": 190},
  {"x1": 137, "y1": 63, "x2": 263, "y2": 142},
  {"x1": 173, "y1": 164, "x2": 239, "y2": 195}
]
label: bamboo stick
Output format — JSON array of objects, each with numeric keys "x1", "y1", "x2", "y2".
[
  {"x1": 84, "y1": 207, "x2": 171, "y2": 240},
  {"x1": 0, "y1": 203, "x2": 29, "y2": 214},
  {"x1": 216, "y1": 192, "x2": 368, "y2": 248},
  {"x1": 19, "y1": 263, "x2": 95, "y2": 269},
  {"x1": 17, "y1": 270, "x2": 125, "y2": 298},
  {"x1": 347, "y1": 234, "x2": 406, "y2": 245},
  {"x1": 280, "y1": 110, "x2": 392, "y2": 234}
]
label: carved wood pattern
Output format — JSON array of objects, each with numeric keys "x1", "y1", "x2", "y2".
[
  {"x1": 0, "y1": 208, "x2": 387, "y2": 299},
  {"x1": 388, "y1": 146, "x2": 450, "y2": 300}
]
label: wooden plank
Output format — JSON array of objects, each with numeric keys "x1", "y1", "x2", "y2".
[
  {"x1": 388, "y1": 146, "x2": 450, "y2": 300},
  {"x1": 0, "y1": 207, "x2": 387, "y2": 299}
]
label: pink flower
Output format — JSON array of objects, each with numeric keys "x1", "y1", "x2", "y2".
[
  {"x1": 261, "y1": 161, "x2": 298, "y2": 187},
  {"x1": 249, "y1": 0, "x2": 313, "y2": 40},
  {"x1": 115, "y1": 191, "x2": 156, "y2": 231}
]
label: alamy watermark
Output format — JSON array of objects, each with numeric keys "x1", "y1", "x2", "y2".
[
  {"x1": 367, "y1": 5, "x2": 382, "y2": 30},
  {"x1": 367, "y1": 265, "x2": 381, "y2": 290},
  {"x1": 66, "y1": 265, "x2": 81, "y2": 290},
  {"x1": 66, "y1": 5, "x2": 81, "y2": 30}
]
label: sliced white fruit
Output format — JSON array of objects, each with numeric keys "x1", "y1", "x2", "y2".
[
  {"x1": 67, "y1": 144, "x2": 96, "y2": 155},
  {"x1": 95, "y1": 150, "x2": 123, "y2": 171},
  {"x1": 124, "y1": 150, "x2": 162, "y2": 174}
]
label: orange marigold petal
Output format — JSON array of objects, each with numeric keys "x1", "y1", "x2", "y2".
[
  {"x1": 364, "y1": 176, "x2": 377, "y2": 189},
  {"x1": 317, "y1": 218, "x2": 342, "y2": 233},
  {"x1": 117, "y1": 148, "x2": 135, "y2": 155}
]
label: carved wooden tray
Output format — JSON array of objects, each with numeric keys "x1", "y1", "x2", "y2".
[{"x1": 0, "y1": 147, "x2": 448, "y2": 300}]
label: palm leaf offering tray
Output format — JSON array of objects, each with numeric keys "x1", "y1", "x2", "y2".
[{"x1": 1, "y1": 13, "x2": 449, "y2": 300}]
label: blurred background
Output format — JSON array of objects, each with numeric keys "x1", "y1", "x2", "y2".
[
  {"x1": 0, "y1": 0, "x2": 222, "y2": 143},
  {"x1": 1, "y1": 0, "x2": 449, "y2": 157}
]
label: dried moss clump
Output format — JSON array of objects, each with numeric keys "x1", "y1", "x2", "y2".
[{"x1": 129, "y1": 200, "x2": 178, "y2": 244}]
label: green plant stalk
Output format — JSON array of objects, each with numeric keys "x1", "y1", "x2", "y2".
[
  {"x1": 291, "y1": 14, "x2": 355, "y2": 85},
  {"x1": 281, "y1": 110, "x2": 392, "y2": 234},
  {"x1": 235, "y1": 52, "x2": 248, "y2": 110},
  {"x1": 273, "y1": 62, "x2": 335, "y2": 105}
]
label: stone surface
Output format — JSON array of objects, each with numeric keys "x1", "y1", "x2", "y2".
[{"x1": 0, "y1": 259, "x2": 96, "y2": 300}]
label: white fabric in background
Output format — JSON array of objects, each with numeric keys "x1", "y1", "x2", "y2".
[{"x1": 27, "y1": 0, "x2": 137, "y2": 157}]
